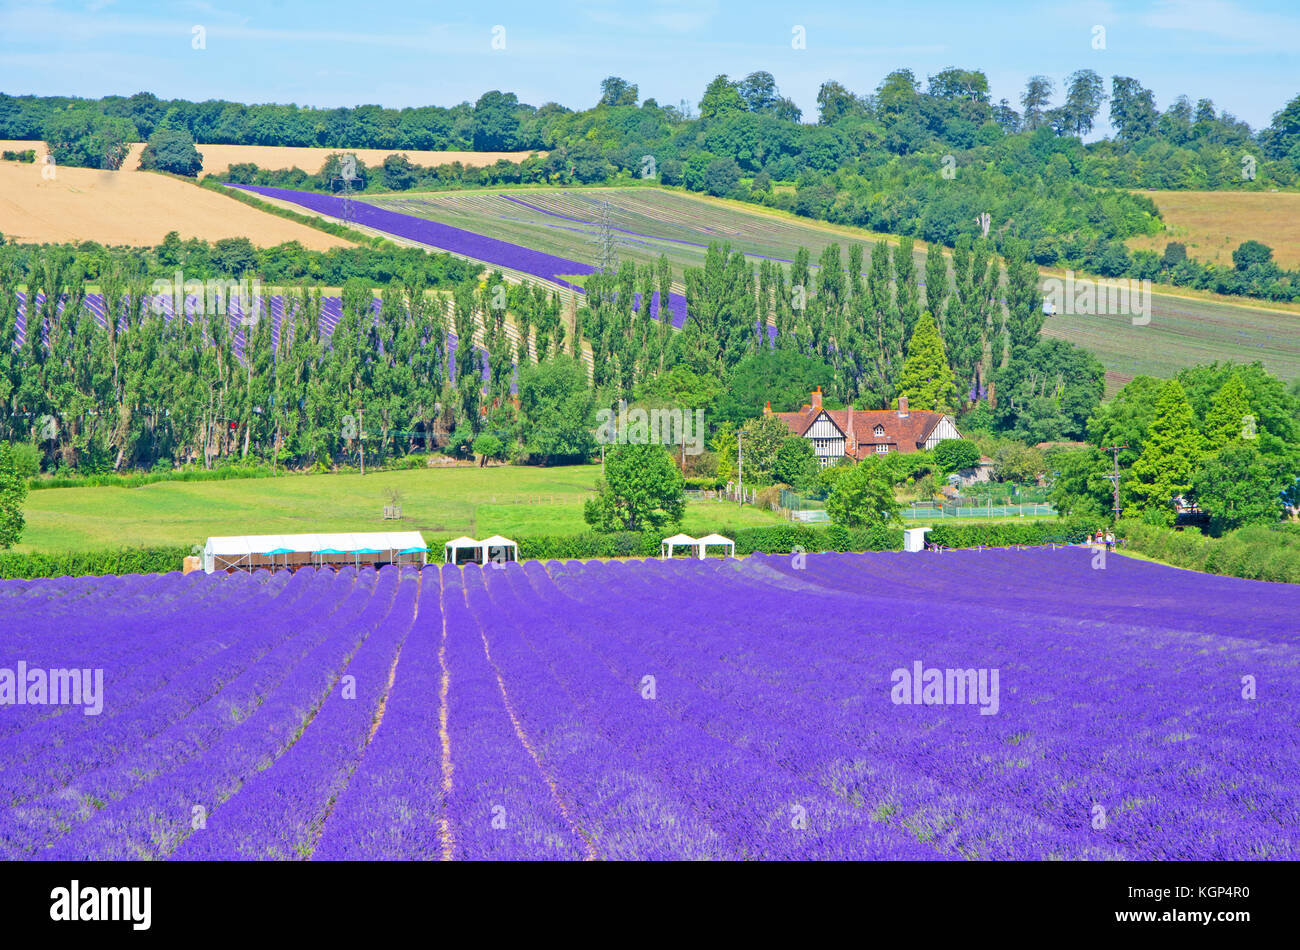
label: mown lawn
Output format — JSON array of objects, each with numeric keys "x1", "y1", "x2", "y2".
[{"x1": 16, "y1": 463, "x2": 786, "y2": 553}]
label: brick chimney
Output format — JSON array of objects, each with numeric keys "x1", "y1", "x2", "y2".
[
  {"x1": 811, "y1": 386, "x2": 823, "y2": 411},
  {"x1": 897, "y1": 395, "x2": 909, "y2": 418}
]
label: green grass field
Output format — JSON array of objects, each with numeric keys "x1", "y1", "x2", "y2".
[
  {"x1": 15, "y1": 464, "x2": 786, "y2": 554},
  {"x1": 365, "y1": 186, "x2": 1300, "y2": 394}
]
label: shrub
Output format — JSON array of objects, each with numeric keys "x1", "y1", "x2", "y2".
[
  {"x1": 1120, "y1": 520, "x2": 1300, "y2": 584},
  {"x1": 928, "y1": 517, "x2": 1092, "y2": 548},
  {"x1": 0, "y1": 546, "x2": 190, "y2": 580}
]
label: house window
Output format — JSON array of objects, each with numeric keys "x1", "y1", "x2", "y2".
[
  {"x1": 811, "y1": 437, "x2": 842, "y2": 457},
  {"x1": 875, "y1": 444, "x2": 889, "y2": 454},
  {"x1": 873, "y1": 425, "x2": 884, "y2": 437}
]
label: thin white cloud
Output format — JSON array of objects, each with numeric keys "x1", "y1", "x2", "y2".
[{"x1": 1139, "y1": 0, "x2": 1300, "y2": 51}]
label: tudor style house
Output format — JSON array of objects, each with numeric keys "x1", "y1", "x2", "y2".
[{"x1": 766, "y1": 387, "x2": 963, "y2": 467}]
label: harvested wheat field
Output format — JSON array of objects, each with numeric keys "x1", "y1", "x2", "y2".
[
  {"x1": 0, "y1": 161, "x2": 355, "y2": 249},
  {"x1": 182, "y1": 144, "x2": 544, "y2": 174},
  {"x1": 1127, "y1": 189, "x2": 1300, "y2": 269},
  {"x1": 1, "y1": 140, "x2": 540, "y2": 175}
]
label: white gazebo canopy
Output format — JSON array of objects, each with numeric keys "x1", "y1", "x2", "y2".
[
  {"x1": 695, "y1": 533, "x2": 735, "y2": 559},
  {"x1": 480, "y1": 534, "x2": 519, "y2": 564},
  {"x1": 661, "y1": 533, "x2": 698, "y2": 559},
  {"x1": 444, "y1": 536, "x2": 482, "y2": 564}
]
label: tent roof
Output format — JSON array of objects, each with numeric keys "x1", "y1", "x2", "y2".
[
  {"x1": 697, "y1": 533, "x2": 734, "y2": 545},
  {"x1": 206, "y1": 532, "x2": 426, "y2": 557},
  {"x1": 444, "y1": 536, "x2": 479, "y2": 548},
  {"x1": 480, "y1": 535, "x2": 517, "y2": 547},
  {"x1": 661, "y1": 533, "x2": 698, "y2": 545}
]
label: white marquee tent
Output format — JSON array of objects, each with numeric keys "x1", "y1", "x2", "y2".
[
  {"x1": 444, "y1": 536, "x2": 482, "y2": 565},
  {"x1": 695, "y1": 533, "x2": 736, "y2": 559},
  {"x1": 203, "y1": 532, "x2": 428, "y2": 574},
  {"x1": 480, "y1": 535, "x2": 519, "y2": 564},
  {"x1": 660, "y1": 533, "x2": 698, "y2": 559}
]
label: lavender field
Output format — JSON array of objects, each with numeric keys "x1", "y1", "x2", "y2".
[{"x1": 1, "y1": 550, "x2": 1297, "y2": 861}]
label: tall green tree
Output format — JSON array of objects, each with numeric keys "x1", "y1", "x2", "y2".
[
  {"x1": 516, "y1": 356, "x2": 596, "y2": 464},
  {"x1": 738, "y1": 414, "x2": 791, "y2": 484},
  {"x1": 138, "y1": 127, "x2": 203, "y2": 176},
  {"x1": 895, "y1": 310, "x2": 957, "y2": 413},
  {"x1": 1192, "y1": 444, "x2": 1285, "y2": 534},
  {"x1": 1202, "y1": 373, "x2": 1253, "y2": 450},
  {"x1": 1128, "y1": 380, "x2": 1204, "y2": 524}
]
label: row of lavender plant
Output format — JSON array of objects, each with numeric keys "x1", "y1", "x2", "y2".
[
  {"x1": 312, "y1": 575, "x2": 447, "y2": 860},
  {"x1": 546, "y1": 556, "x2": 1289, "y2": 862},
  {"x1": 0, "y1": 569, "x2": 313, "y2": 805},
  {"x1": 177, "y1": 571, "x2": 421, "y2": 858},
  {"x1": 30, "y1": 568, "x2": 393, "y2": 859},
  {"x1": 0, "y1": 571, "x2": 297, "y2": 746},
  {"x1": 440, "y1": 567, "x2": 587, "y2": 860}
]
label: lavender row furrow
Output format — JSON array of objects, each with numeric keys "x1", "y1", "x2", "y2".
[
  {"x1": 441, "y1": 569, "x2": 586, "y2": 860},
  {"x1": 313, "y1": 575, "x2": 447, "y2": 860},
  {"x1": 32, "y1": 570, "x2": 394, "y2": 860},
  {"x1": 0, "y1": 568, "x2": 340, "y2": 807},
  {"x1": 177, "y1": 572, "x2": 419, "y2": 859}
]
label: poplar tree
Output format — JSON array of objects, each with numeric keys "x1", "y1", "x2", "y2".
[{"x1": 923, "y1": 242, "x2": 949, "y2": 331}]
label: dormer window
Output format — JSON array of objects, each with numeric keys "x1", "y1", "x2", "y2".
[{"x1": 873, "y1": 425, "x2": 885, "y2": 437}]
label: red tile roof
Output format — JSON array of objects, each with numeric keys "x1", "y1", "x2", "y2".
[{"x1": 770, "y1": 404, "x2": 952, "y2": 457}]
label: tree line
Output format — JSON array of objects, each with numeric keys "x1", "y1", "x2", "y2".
[{"x1": 11, "y1": 68, "x2": 1300, "y2": 303}]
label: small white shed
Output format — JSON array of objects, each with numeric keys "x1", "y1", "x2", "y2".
[{"x1": 903, "y1": 527, "x2": 932, "y2": 553}]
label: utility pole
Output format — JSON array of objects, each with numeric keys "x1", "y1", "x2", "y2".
[
  {"x1": 359, "y1": 406, "x2": 365, "y2": 476},
  {"x1": 737, "y1": 431, "x2": 743, "y2": 507},
  {"x1": 1101, "y1": 444, "x2": 1128, "y2": 521}
]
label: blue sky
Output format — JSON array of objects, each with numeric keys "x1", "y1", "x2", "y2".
[{"x1": 1, "y1": 0, "x2": 1298, "y2": 134}]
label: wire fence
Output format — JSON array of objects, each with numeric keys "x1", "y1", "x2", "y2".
[{"x1": 902, "y1": 502, "x2": 1056, "y2": 519}]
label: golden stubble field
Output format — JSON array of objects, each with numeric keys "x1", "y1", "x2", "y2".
[
  {"x1": 0, "y1": 140, "x2": 541, "y2": 174},
  {"x1": 0, "y1": 159, "x2": 355, "y2": 248},
  {"x1": 1127, "y1": 189, "x2": 1300, "y2": 269}
]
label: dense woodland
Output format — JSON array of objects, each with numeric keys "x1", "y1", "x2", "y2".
[
  {"x1": 0, "y1": 219, "x2": 1103, "y2": 480},
  {"x1": 6, "y1": 67, "x2": 1300, "y2": 301}
]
